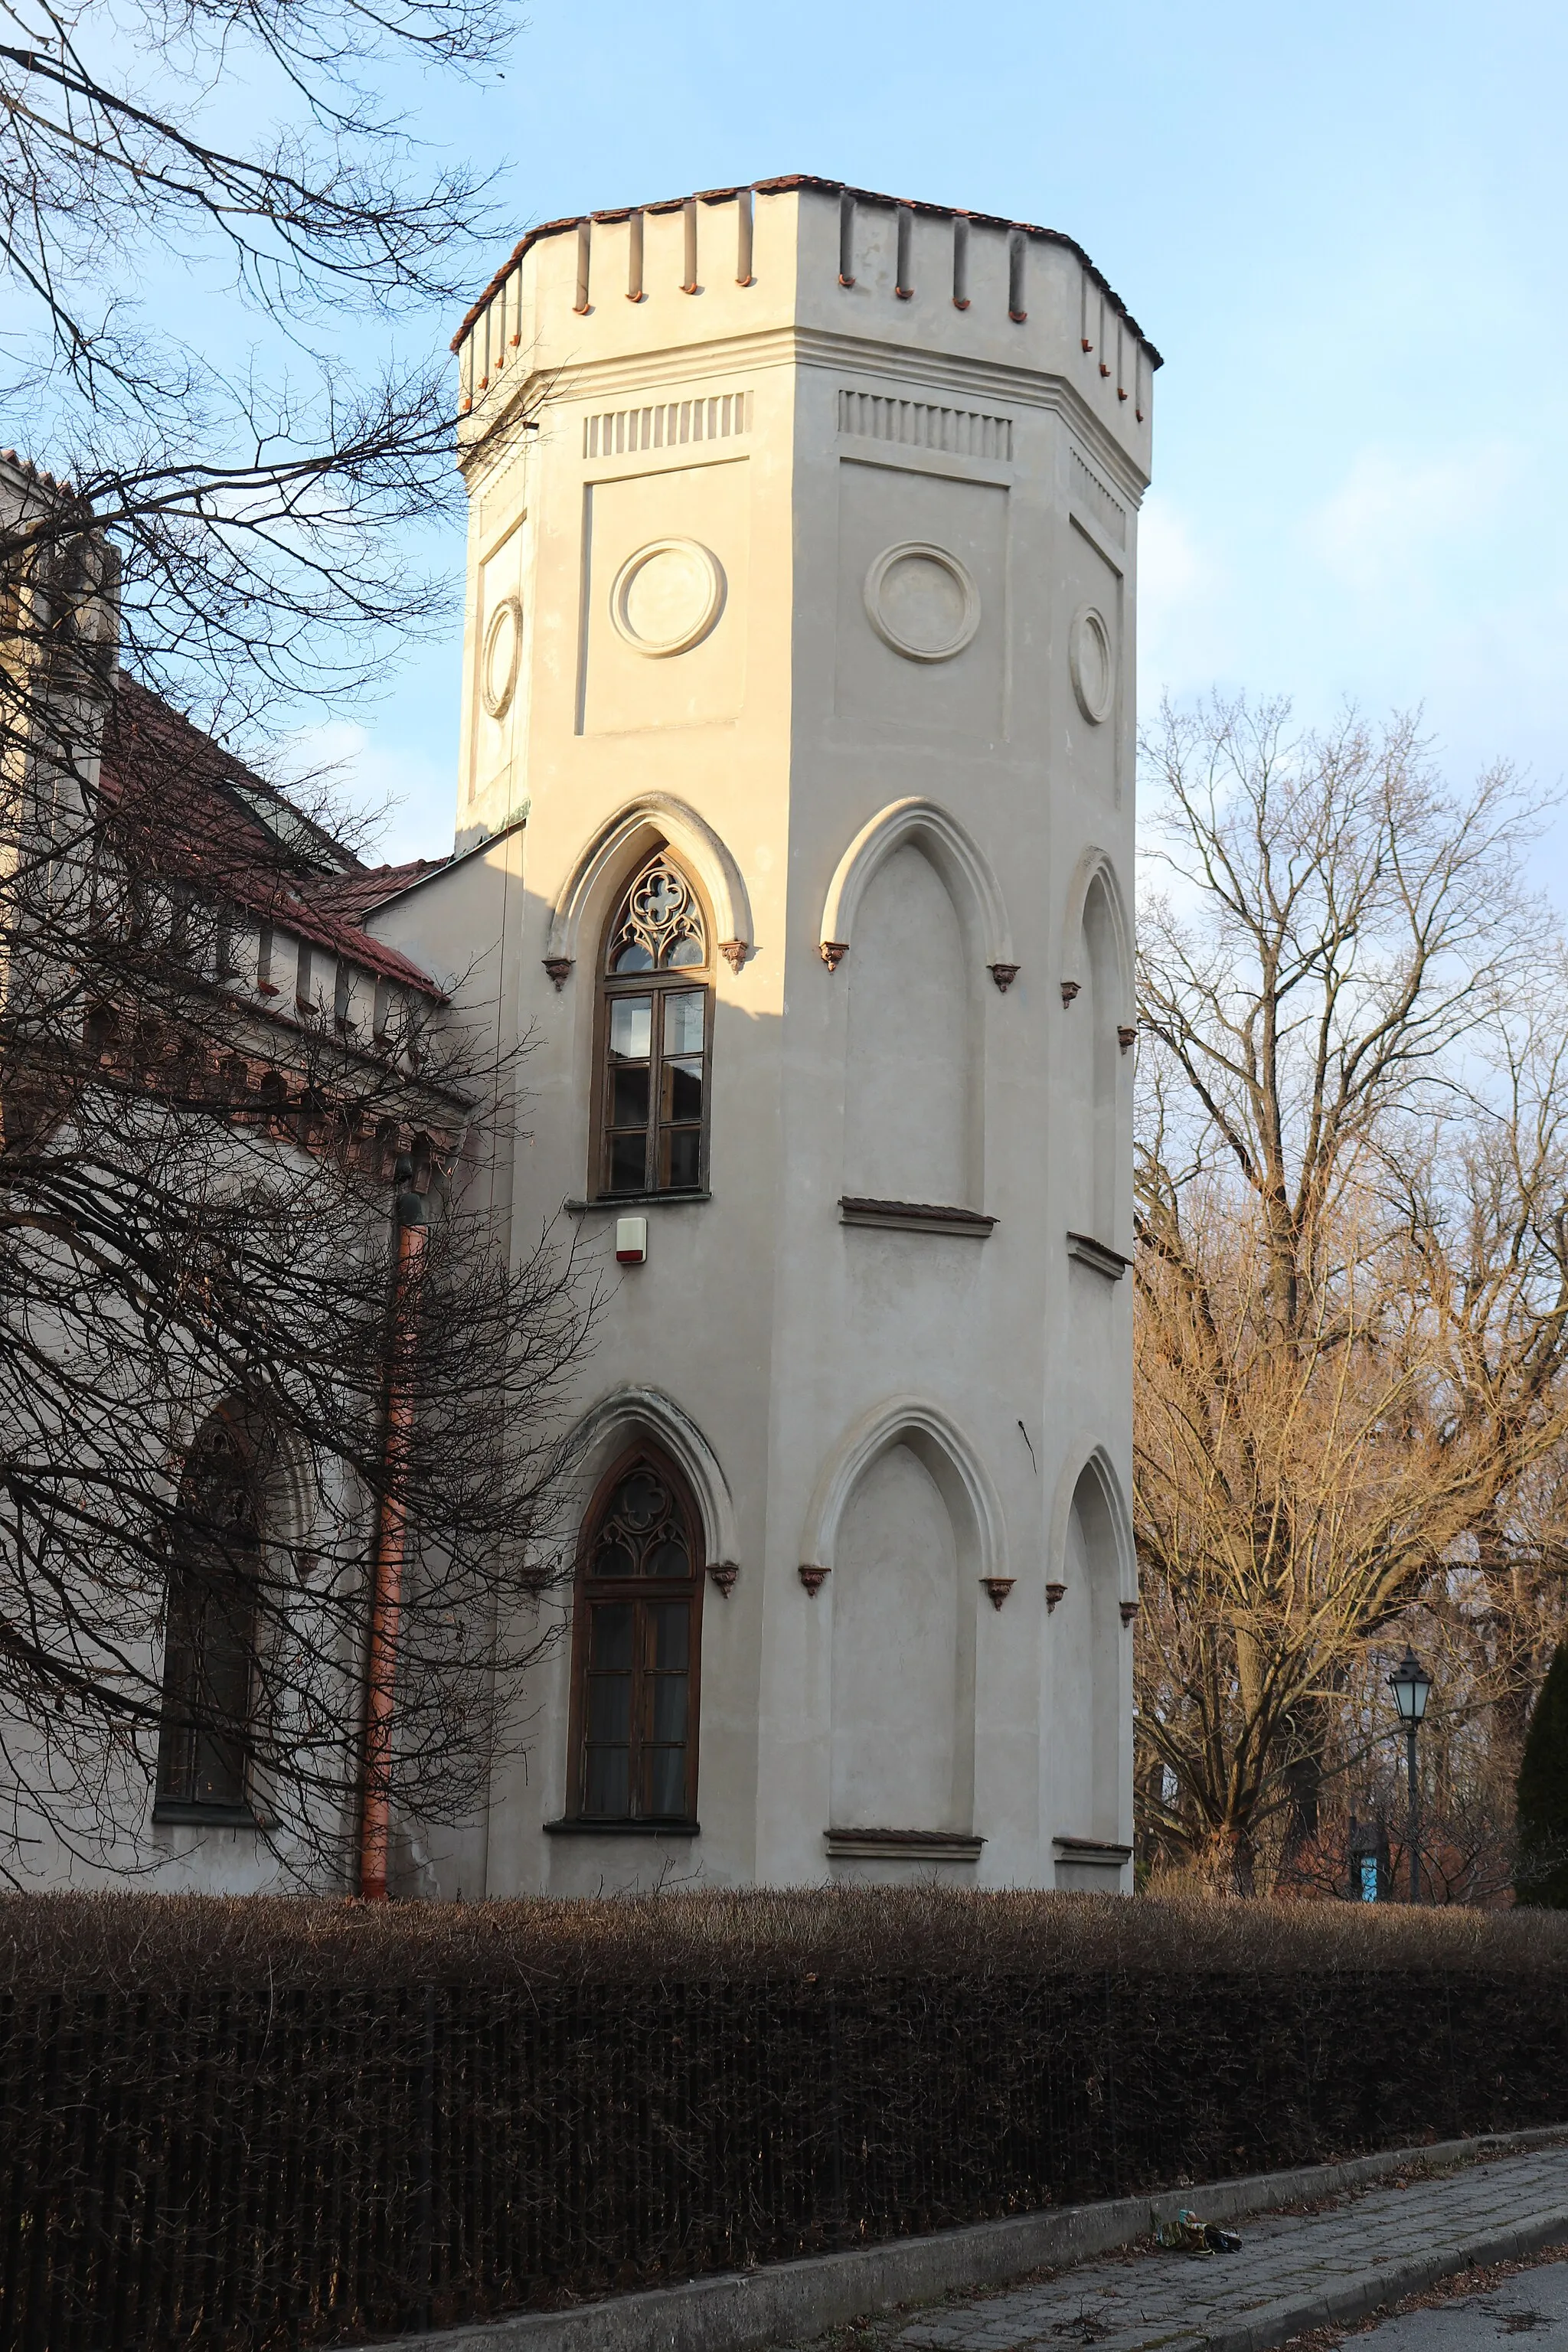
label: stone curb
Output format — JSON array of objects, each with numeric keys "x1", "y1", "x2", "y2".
[{"x1": 351, "y1": 2125, "x2": 1568, "y2": 2352}]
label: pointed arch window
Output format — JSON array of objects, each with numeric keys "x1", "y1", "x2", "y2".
[
  {"x1": 154, "y1": 1410, "x2": 263, "y2": 1823},
  {"x1": 593, "y1": 849, "x2": 711, "y2": 1197},
  {"x1": 567, "y1": 1447, "x2": 704, "y2": 1823}
]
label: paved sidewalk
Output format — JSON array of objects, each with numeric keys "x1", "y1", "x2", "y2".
[{"x1": 802, "y1": 2145, "x2": 1568, "y2": 2352}]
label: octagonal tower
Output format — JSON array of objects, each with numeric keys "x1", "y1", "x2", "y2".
[{"x1": 372, "y1": 177, "x2": 1158, "y2": 1895}]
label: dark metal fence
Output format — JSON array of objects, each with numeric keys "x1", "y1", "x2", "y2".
[{"x1": 3, "y1": 1954, "x2": 1566, "y2": 2351}]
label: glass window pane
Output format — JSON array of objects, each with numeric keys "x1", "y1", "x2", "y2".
[
  {"x1": 608, "y1": 1133, "x2": 646, "y2": 1193},
  {"x1": 650, "y1": 1677, "x2": 688, "y2": 1745},
  {"x1": 590, "y1": 1604, "x2": 633, "y2": 1669},
  {"x1": 593, "y1": 1537, "x2": 634, "y2": 1578},
  {"x1": 645, "y1": 1746, "x2": 687, "y2": 1817},
  {"x1": 609, "y1": 997, "x2": 652, "y2": 1060},
  {"x1": 609, "y1": 1067, "x2": 649, "y2": 1129},
  {"x1": 587, "y1": 1672, "x2": 632, "y2": 1743},
  {"x1": 663, "y1": 991, "x2": 705, "y2": 1056},
  {"x1": 665, "y1": 935, "x2": 704, "y2": 969},
  {"x1": 663, "y1": 1059, "x2": 703, "y2": 1123},
  {"x1": 662, "y1": 1128, "x2": 701, "y2": 1191},
  {"x1": 181, "y1": 1582, "x2": 253, "y2": 1808},
  {"x1": 651, "y1": 1601, "x2": 690, "y2": 1669},
  {"x1": 585, "y1": 1745, "x2": 630, "y2": 1815},
  {"x1": 612, "y1": 940, "x2": 655, "y2": 974},
  {"x1": 193, "y1": 1729, "x2": 247, "y2": 1808},
  {"x1": 645, "y1": 1537, "x2": 689, "y2": 1580}
]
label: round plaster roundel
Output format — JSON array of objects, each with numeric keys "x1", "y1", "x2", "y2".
[
  {"x1": 1070, "y1": 606, "x2": 1114, "y2": 724},
  {"x1": 610, "y1": 538, "x2": 726, "y2": 657},
  {"x1": 864, "y1": 542, "x2": 981, "y2": 663},
  {"x1": 481, "y1": 595, "x2": 523, "y2": 720}
]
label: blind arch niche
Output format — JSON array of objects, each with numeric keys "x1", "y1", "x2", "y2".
[
  {"x1": 803, "y1": 1398, "x2": 1004, "y2": 1848},
  {"x1": 829, "y1": 1438, "x2": 970, "y2": 1836},
  {"x1": 843, "y1": 838, "x2": 971, "y2": 1207}
]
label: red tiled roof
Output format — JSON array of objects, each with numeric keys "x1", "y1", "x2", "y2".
[
  {"x1": 97, "y1": 681, "x2": 447, "y2": 1002},
  {"x1": 308, "y1": 857, "x2": 450, "y2": 923},
  {"x1": 452, "y1": 173, "x2": 1163, "y2": 362},
  {"x1": 1, "y1": 445, "x2": 74, "y2": 497}
]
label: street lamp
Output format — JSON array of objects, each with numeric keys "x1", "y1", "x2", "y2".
[{"x1": 1387, "y1": 1647, "x2": 1432, "y2": 1904}]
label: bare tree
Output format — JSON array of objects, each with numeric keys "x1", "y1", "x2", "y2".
[
  {"x1": 2, "y1": 0, "x2": 505, "y2": 727},
  {"x1": 0, "y1": 0, "x2": 611, "y2": 1885},
  {"x1": 1135, "y1": 696, "x2": 1568, "y2": 1890}
]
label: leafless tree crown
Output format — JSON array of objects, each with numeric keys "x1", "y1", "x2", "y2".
[{"x1": 1135, "y1": 695, "x2": 1568, "y2": 1893}]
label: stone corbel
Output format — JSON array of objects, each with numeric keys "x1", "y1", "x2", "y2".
[
  {"x1": 798, "y1": 1563, "x2": 830, "y2": 1596},
  {"x1": 707, "y1": 1561, "x2": 740, "y2": 1598},
  {"x1": 981, "y1": 1576, "x2": 1014, "y2": 1610},
  {"x1": 989, "y1": 963, "x2": 1020, "y2": 994},
  {"x1": 718, "y1": 941, "x2": 748, "y2": 974},
  {"x1": 1045, "y1": 1582, "x2": 1067, "y2": 1614},
  {"x1": 543, "y1": 957, "x2": 573, "y2": 991}
]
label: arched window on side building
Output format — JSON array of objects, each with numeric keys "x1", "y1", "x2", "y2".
[
  {"x1": 593, "y1": 848, "x2": 712, "y2": 1199},
  {"x1": 154, "y1": 1408, "x2": 265, "y2": 1822},
  {"x1": 567, "y1": 1447, "x2": 705, "y2": 1824}
]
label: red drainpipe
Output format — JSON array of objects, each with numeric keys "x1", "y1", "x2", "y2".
[{"x1": 358, "y1": 1158, "x2": 427, "y2": 1901}]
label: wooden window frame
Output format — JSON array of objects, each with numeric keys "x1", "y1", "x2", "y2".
[
  {"x1": 565, "y1": 1446, "x2": 706, "y2": 1826},
  {"x1": 153, "y1": 1411, "x2": 262, "y2": 1824},
  {"x1": 589, "y1": 850, "x2": 714, "y2": 1202}
]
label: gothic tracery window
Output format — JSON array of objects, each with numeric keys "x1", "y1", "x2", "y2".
[
  {"x1": 594, "y1": 849, "x2": 711, "y2": 1197},
  {"x1": 568, "y1": 1448, "x2": 704, "y2": 1823},
  {"x1": 154, "y1": 1410, "x2": 263, "y2": 1820}
]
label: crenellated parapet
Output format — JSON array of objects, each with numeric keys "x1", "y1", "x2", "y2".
[{"x1": 452, "y1": 177, "x2": 1158, "y2": 495}]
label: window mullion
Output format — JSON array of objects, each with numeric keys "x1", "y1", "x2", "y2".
[
  {"x1": 630, "y1": 1594, "x2": 648, "y2": 1818},
  {"x1": 646, "y1": 988, "x2": 662, "y2": 1195}
]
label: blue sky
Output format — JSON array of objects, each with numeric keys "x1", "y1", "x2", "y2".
[{"x1": 288, "y1": 0, "x2": 1568, "y2": 874}]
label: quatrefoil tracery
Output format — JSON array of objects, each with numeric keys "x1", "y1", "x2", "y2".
[{"x1": 605, "y1": 852, "x2": 707, "y2": 975}]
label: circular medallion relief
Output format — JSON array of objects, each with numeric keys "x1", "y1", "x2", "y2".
[
  {"x1": 609, "y1": 538, "x2": 726, "y2": 658},
  {"x1": 1070, "y1": 605, "x2": 1115, "y2": 724},
  {"x1": 863, "y1": 542, "x2": 981, "y2": 663},
  {"x1": 481, "y1": 595, "x2": 523, "y2": 720}
]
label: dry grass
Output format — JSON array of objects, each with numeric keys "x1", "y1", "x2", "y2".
[{"x1": 5, "y1": 1883, "x2": 1568, "y2": 1992}]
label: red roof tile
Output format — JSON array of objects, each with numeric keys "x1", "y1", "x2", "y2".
[
  {"x1": 97, "y1": 681, "x2": 448, "y2": 1002},
  {"x1": 309, "y1": 857, "x2": 450, "y2": 924}
]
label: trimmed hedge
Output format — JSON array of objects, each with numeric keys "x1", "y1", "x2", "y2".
[{"x1": 2, "y1": 1890, "x2": 1567, "y2": 2352}]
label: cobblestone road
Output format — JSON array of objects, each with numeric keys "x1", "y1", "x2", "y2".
[
  {"x1": 1357, "y1": 2252, "x2": 1568, "y2": 2345},
  {"x1": 787, "y1": 2145, "x2": 1568, "y2": 2352}
]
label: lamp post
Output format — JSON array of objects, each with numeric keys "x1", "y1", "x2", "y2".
[{"x1": 1387, "y1": 1647, "x2": 1432, "y2": 1904}]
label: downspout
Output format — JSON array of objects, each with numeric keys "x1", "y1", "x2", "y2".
[{"x1": 358, "y1": 1155, "x2": 427, "y2": 1900}]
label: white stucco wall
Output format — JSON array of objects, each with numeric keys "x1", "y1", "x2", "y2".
[{"x1": 370, "y1": 178, "x2": 1154, "y2": 1896}]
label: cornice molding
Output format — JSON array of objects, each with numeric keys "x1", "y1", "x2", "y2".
[{"x1": 461, "y1": 325, "x2": 1150, "y2": 503}]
